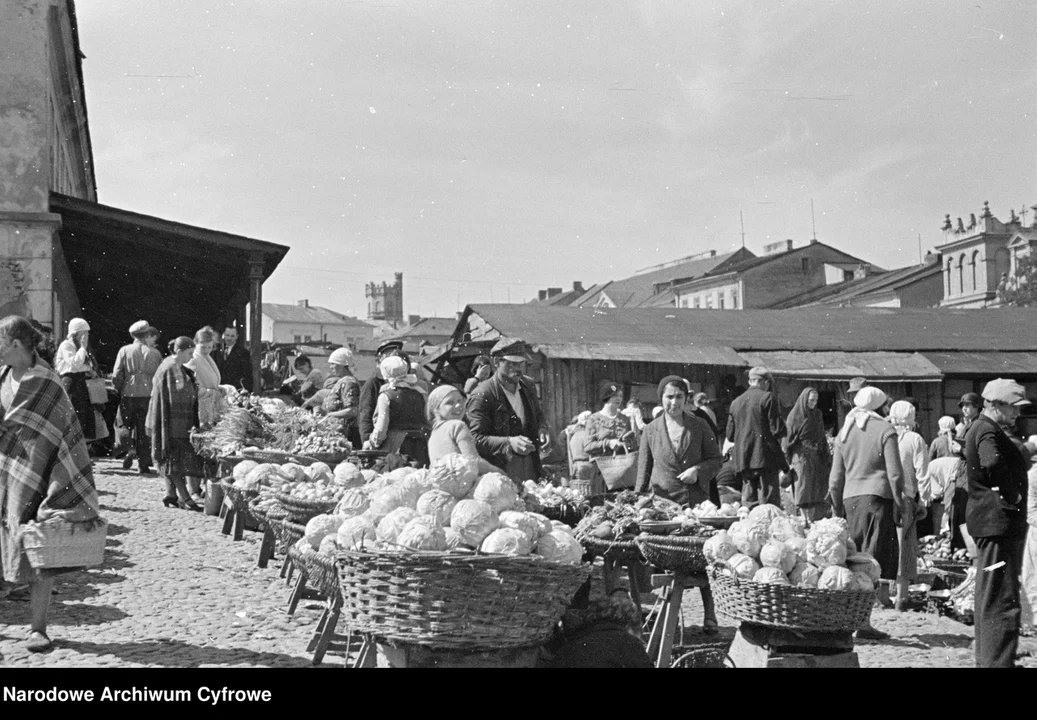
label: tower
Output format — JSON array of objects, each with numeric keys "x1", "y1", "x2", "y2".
[{"x1": 366, "y1": 272, "x2": 404, "y2": 325}]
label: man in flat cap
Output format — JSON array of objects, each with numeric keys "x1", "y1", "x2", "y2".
[
  {"x1": 358, "y1": 339, "x2": 407, "y2": 445},
  {"x1": 965, "y1": 378, "x2": 1031, "y2": 667},
  {"x1": 725, "y1": 367, "x2": 788, "y2": 509},
  {"x1": 466, "y1": 338, "x2": 551, "y2": 482},
  {"x1": 112, "y1": 320, "x2": 162, "y2": 473}
]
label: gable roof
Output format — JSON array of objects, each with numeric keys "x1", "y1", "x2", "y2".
[
  {"x1": 770, "y1": 261, "x2": 942, "y2": 309},
  {"x1": 262, "y1": 303, "x2": 369, "y2": 327},
  {"x1": 383, "y1": 316, "x2": 458, "y2": 340}
]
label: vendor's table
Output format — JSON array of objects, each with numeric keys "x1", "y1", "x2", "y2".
[
  {"x1": 601, "y1": 556, "x2": 647, "y2": 611},
  {"x1": 644, "y1": 571, "x2": 712, "y2": 668},
  {"x1": 726, "y1": 622, "x2": 858, "y2": 668}
]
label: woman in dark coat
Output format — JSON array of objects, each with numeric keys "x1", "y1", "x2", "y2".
[
  {"x1": 784, "y1": 387, "x2": 831, "y2": 522},
  {"x1": 146, "y1": 336, "x2": 202, "y2": 511}
]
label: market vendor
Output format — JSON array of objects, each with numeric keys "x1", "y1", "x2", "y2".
[
  {"x1": 315, "y1": 347, "x2": 361, "y2": 448},
  {"x1": 584, "y1": 381, "x2": 634, "y2": 458},
  {"x1": 465, "y1": 338, "x2": 551, "y2": 483},
  {"x1": 358, "y1": 339, "x2": 406, "y2": 444},
  {"x1": 364, "y1": 355, "x2": 430, "y2": 466}
]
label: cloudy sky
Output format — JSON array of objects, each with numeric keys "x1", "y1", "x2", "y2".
[{"x1": 77, "y1": 1, "x2": 1036, "y2": 319}]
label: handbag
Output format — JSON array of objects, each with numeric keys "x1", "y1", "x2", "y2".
[
  {"x1": 85, "y1": 377, "x2": 109, "y2": 405},
  {"x1": 592, "y1": 447, "x2": 639, "y2": 491}
]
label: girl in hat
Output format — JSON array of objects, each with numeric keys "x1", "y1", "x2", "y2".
[
  {"x1": 584, "y1": 382, "x2": 633, "y2": 459},
  {"x1": 425, "y1": 384, "x2": 496, "y2": 472}
]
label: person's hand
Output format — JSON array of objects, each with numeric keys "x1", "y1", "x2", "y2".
[
  {"x1": 538, "y1": 428, "x2": 552, "y2": 452},
  {"x1": 893, "y1": 499, "x2": 906, "y2": 528},
  {"x1": 677, "y1": 467, "x2": 699, "y2": 485},
  {"x1": 509, "y1": 435, "x2": 535, "y2": 455},
  {"x1": 914, "y1": 502, "x2": 928, "y2": 521}
]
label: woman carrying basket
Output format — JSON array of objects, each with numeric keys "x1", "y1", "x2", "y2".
[{"x1": 0, "y1": 316, "x2": 100, "y2": 652}]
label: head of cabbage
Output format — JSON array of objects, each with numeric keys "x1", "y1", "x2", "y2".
[
  {"x1": 807, "y1": 517, "x2": 849, "y2": 545},
  {"x1": 396, "y1": 516, "x2": 448, "y2": 551},
  {"x1": 449, "y1": 499, "x2": 499, "y2": 548},
  {"x1": 376, "y1": 507, "x2": 421, "y2": 544},
  {"x1": 497, "y1": 511, "x2": 542, "y2": 545},
  {"x1": 752, "y1": 566, "x2": 791, "y2": 585},
  {"x1": 317, "y1": 535, "x2": 339, "y2": 557},
  {"x1": 472, "y1": 472, "x2": 519, "y2": 514},
  {"x1": 703, "y1": 531, "x2": 737, "y2": 564},
  {"x1": 846, "y1": 552, "x2": 882, "y2": 584},
  {"x1": 337, "y1": 516, "x2": 377, "y2": 551},
  {"x1": 333, "y1": 461, "x2": 364, "y2": 488},
  {"x1": 416, "y1": 489, "x2": 458, "y2": 527},
  {"x1": 427, "y1": 453, "x2": 480, "y2": 499},
  {"x1": 747, "y1": 503, "x2": 785, "y2": 527},
  {"x1": 480, "y1": 528, "x2": 532, "y2": 556},
  {"x1": 788, "y1": 560, "x2": 821, "y2": 588},
  {"x1": 304, "y1": 514, "x2": 345, "y2": 550},
  {"x1": 534, "y1": 530, "x2": 583, "y2": 565},
  {"x1": 726, "y1": 553, "x2": 760, "y2": 580},
  {"x1": 768, "y1": 515, "x2": 806, "y2": 543},
  {"x1": 334, "y1": 488, "x2": 370, "y2": 519},
  {"x1": 806, "y1": 532, "x2": 848, "y2": 568},
  {"x1": 729, "y1": 522, "x2": 768, "y2": 560},
  {"x1": 817, "y1": 565, "x2": 856, "y2": 591},
  {"x1": 759, "y1": 540, "x2": 798, "y2": 574},
  {"x1": 367, "y1": 481, "x2": 423, "y2": 523},
  {"x1": 306, "y1": 462, "x2": 334, "y2": 483}
]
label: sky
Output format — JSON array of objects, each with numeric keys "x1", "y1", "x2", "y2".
[{"x1": 76, "y1": 0, "x2": 1037, "y2": 320}]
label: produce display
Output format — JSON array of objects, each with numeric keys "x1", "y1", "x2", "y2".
[
  {"x1": 708, "y1": 506, "x2": 879, "y2": 591},
  {"x1": 687, "y1": 499, "x2": 744, "y2": 519},
  {"x1": 521, "y1": 480, "x2": 588, "y2": 515},
  {"x1": 948, "y1": 567, "x2": 976, "y2": 624},
  {"x1": 919, "y1": 531, "x2": 972, "y2": 564},
  {"x1": 573, "y1": 491, "x2": 717, "y2": 541}
]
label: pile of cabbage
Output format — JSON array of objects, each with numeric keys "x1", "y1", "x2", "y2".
[
  {"x1": 296, "y1": 453, "x2": 585, "y2": 566},
  {"x1": 231, "y1": 457, "x2": 365, "y2": 504},
  {"x1": 704, "y1": 505, "x2": 881, "y2": 592},
  {"x1": 688, "y1": 499, "x2": 743, "y2": 519}
]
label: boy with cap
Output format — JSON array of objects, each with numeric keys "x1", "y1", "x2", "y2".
[
  {"x1": 725, "y1": 367, "x2": 788, "y2": 509},
  {"x1": 112, "y1": 320, "x2": 162, "y2": 473},
  {"x1": 965, "y1": 378, "x2": 1031, "y2": 667}
]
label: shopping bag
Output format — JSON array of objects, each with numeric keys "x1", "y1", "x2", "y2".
[
  {"x1": 85, "y1": 377, "x2": 109, "y2": 405},
  {"x1": 593, "y1": 448, "x2": 638, "y2": 491}
]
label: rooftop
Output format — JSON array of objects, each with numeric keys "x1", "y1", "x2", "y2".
[
  {"x1": 262, "y1": 302, "x2": 370, "y2": 326},
  {"x1": 771, "y1": 260, "x2": 942, "y2": 309}
]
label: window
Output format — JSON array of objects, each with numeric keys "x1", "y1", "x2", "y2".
[
  {"x1": 957, "y1": 254, "x2": 965, "y2": 295},
  {"x1": 843, "y1": 270, "x2": 854, "y2": 282},
  {"x1": 303, "y1": 335, "x2": 312, "y2": 343},
  {"x1": 971, "y1": 250, "x2": 980, "y2": 292},
  {"x1": 706, "y1": 295, "x2": 714, "y2": 309},
  {"x1": 801, "y1": 258, "x2": 810, "y2": 273},
  {"x1": 946, "y1": 259, "x2": 953, "y2": 296},
  {"x1": 718, "y1": 294, "x2": 725, "y2": 309},
  {"x1": 730, "y1": 288, "x2": 739, "y2": 308},
  {"x1": 693, "y1": 297, "x2": 700, "y2": 309},
  {"x1": 680, "y1": 297, "x2": 689, "y2": 308},
  {"x1": 293, "y1": 335, "x2": 302, "y2": 343}
]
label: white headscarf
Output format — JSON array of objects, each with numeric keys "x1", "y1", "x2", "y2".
[
  {"x1": 888, "y1": 400, "x2": 916, "y2": 437},
  {"x1": 67, "y1": 317, "x2": 89, "y2": 338},
  {"x1": 379, "y1": 355, "x2": 426, "y2": 397},
  {"x1": 838, "y1": 387, "x2": 888, "y2": 442}
]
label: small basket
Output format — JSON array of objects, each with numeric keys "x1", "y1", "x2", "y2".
[
  {"x1": 670, "y1": 640, "x2": 733, "y2": 668},
  {"x1": 698, "y1": 516, "x2": 738, "y2": 530},
  {"x1": 635, "y1": 535, "x2": 709, "y2": 575},
  {"x1": 578, "y1": 534, "x2": 643, "y2": 565},
  {"x1": 336, "y1": 550, "x2": 591, "y2": 651},
  {"x1": 539, "y1": 503, "x2": 588, "y2": 527},
  {"x1": 296, "y1": 450, "x2": 350, "y2": 466},
  {"x1": 274, "y1": 492, "x2": 338, "y2": 524},
  {"x1": 707, "y1": 565, "x2": 875, "y2": 633},
  {"x1": 20, "y1": 517, "x2": 108, "y2": 570}
]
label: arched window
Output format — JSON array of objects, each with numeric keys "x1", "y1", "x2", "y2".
[
  {"x1": 946, "y1": 259, "x2": 953, "y2": 296},
  {"x1": 971, "y1": 250, "x2": 980, "y2": 292},
  {"x1": 958, "y1": 254, "x2": 966, "y2": 296}
]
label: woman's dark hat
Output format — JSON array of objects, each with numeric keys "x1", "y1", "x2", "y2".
[
  {"x1": 600, "y1": 382, "x2": 621, "y2": 402},
  {"x1": 958, "y1": 392, "x2": 983, "y2": 408}
]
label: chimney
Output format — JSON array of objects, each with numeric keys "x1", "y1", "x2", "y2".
[
  {"x1": 763, "y1": 239, "x2": 794, "y2": 255},
  {"x1": 547, "y1": 287, "x2": 562, "y2": 298},
  {"x1": 407, "y1": 314, "x2": 420, "y2": 326},
  {"x1": 297, "y1": 299, "x2": 309, "y2": 308},
  {"x1": 573, "y1": 281, "x2": 584, "y2": 293},
  {"x1": 538, "y1": 290, "x2": 547, "y2": 301}
]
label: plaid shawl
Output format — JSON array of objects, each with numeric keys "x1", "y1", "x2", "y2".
[
  {"x1": 1, "y1": 360, "x2": 99, "y2": 582},
  {"x1": 145, "y1": 357, "x2": 199, "y2": 464}
]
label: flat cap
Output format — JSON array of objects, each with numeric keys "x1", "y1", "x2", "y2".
[
  {"x1": 981, "y1": 379, "x2": 1030, "y2": 407},
  {"x1": 491, "y1": 338, "x2": 532, "y2": 362},
  {"x1": 848, "y1": 377, "x2": 868, "y2": 392},
  {"x1": 376, "y1": 339, "x2": 404, "y2": 355},
  {"x1": 748, "y1": 366, "x2": 773, "y2": 382},
  {"x1": 129, "y1": 320, "x2": 158, "y2": 336}
]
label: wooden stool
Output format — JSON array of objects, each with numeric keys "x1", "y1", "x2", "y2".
[
  {"x1": 644, "y1": 571, "x2": 711, "y2": 668},
  {"x1": 601, "y1": 556, "x2": 644, "y2": 610},
  {"x1": 726, "y1": 622, "x2": 859, "y2": 668},
  {"x1": 305, "y1": 596, "x2": 363, "y2": 665},
  {"x1": 256, "y1": 523, "x2": 276, "y2": 569},
  {"x1": 219, "y1": 494, "x2": 247, "y2": 541},
  {"x1": 286, "y1": 566, "x2": 322, "y2": 616}
]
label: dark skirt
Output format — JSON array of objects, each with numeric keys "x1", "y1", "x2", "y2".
[
  {"x1": 161, "y1": 438, "x2": 203, "y2": 477},
  {"x1": 845, "y1": 494, "x2": 899, "y2": 580},
  {"x1": 61, "y1": 372, "x2": 96, "y2": 439}
]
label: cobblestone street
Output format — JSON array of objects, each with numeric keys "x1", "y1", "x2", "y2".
[{"x1": 2, "y1": 457, "x2": 1034, "y2": 668}]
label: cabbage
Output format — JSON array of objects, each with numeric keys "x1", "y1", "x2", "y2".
[
  {"x1": 818, "y1": 565, "x2": 856, "y2": 591},
  {"x1": 808, "y1": 517, "x2": 849, "y2": 544},
  {"x1": 846, "y1": 552, "x2": 882, "y2": 584},
  {"x1": 550, "y1": 520, "x2": 574, "y2": 535},
  {"x1": 852, "y1": 571, "x2": 875, "y2": 591},
  {"x1": 444, "y1": 527, "x2": 470, "y2": 550},
  {"x1": 703, "y1": 531, "x2": 737, "y2": 564},
  {"x1": 753, "y1": 567, "x2": 791, "y2": 585},
  {"x1": 472, "y1": 473, "x2": 519, "y2": 514},
  {"x1": 747, "y1": 504, "x2": 785, "y2": 527},
  {"x1": 788, "y1": 561, "x2": 821, "y2": 588},
  {"x1": 377, "y1": 507, "x2": 421, "y2": 543},
  {"x1": 280, "y1": 463, "x2": 308, "y2": 483},
  {"x1": 729, "y1": 522, "x2": 767, "y2": 560},
  {"x1": 367, "y1": 482, "x2": 423, "y2": 523},
  {"x1": 480, "y1": 528, "x2": 532, "y2": 556},
  {"x1": 306, "y1": 462, "x2": 334, "y2": 483},
  {"x1": 806, "y1": 532, "x2": 848, "y2": 568},
  {"x1": 334, "y1": 489, "x2": 370, "y2": 519},
  {"x1": 785, "y1": 535, "x2": 807, "y2": 562},
  {"x1": 769, "y1": 516, "x2": 805, "y2": 543},
  {"x1": 718, "y1": 502, "x2": 738, "y2": 517},
  {"x1": 727, "y1": 553, "x2": 761, "y2": 580},
  {"x1": 304, "y1": 514, "x2": 345, "y2": 549},
  {"x1": 317, "y1": 535, "x2": 339, "y2": 557},
  {"x1": 333, "y1": 462, "x2": 364, "y2": 488},
  {"x1": 416, "y1": 490, "x2": 458, "y2": 527},
  {"x1": 232, "y1": 460, "x2": 259, "y2": 483},
  {"x1": 360, "y1": 469, "x2": 378, "y2": 483},
  {"x1": 497, "y1": 511, "x2": 540, "y2": 545},
  {"x1": 243, "y1": 463, "x2": 288, "y2": 489},
  {"x1": 534, "y1": 530, "x2": 583, "y2": 565},
  {"x1": 385, "y1": 466, "x2": 417, "y2": 484},
  {"x1": 427, "y1": 453, "x2": 480, "y2": 499},
  {"x1": 527, "y1": 513, "x2": 554, "y2": 540},
  {"x1": 449, "y1": 500, "x2": 500, "y2": 548},
  {"x1": 759, "y1": 540, "x2": 797, "y2": 574},
  {"x1": 396, "y1": 517, "x2": 448, "y2": 551},
  {"x1": 337, "y1": 516, "x2": 377, "y2": 551}
]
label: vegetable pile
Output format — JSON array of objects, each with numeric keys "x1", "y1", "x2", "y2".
[
  {"x1": 919, "y1": 531, "x2": 971, "y2": 564},
  {"x1": 573, "y1": 492, "x2": 718, "y2": 542},
  {"x1": 521, "y1": 480, "x2": 588, "y2": 516}
]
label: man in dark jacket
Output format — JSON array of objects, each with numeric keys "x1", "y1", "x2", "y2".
[
  {"x1": 465, "y1": 338, "x2": 550, "y2": 482},
  {"x1": 965, "y1": 378, "x2": 1031, "y2": 668},
  {"x1": 358, "y1": 339, "x2": 405, "y2": 444},
  {"x1": 216, "y1": 326, "x2": 253, "y2": 392},
  {"x1": 725, "y1": 367, "x2": 788, "y2": 509}
]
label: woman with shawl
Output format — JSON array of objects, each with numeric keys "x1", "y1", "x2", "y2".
[
  {"x1": 783, "y1": 387, "x2": 831, "y2": 522},
  {"x1": 829, "y1": 386, "x2": 908, "y2": 639},
  {"x1": 146, "y1": 336, "x2": 202, "y2": 511},
  {"x1": 426, "y1": 384, "x2": 497, "y2": 473},
  {"x1": 0, "y1": 316, "x2": 100, "y2": 652},
  {"x1": 888, "y1": 400, "x2": 930, "y2": 611},
  {"x1": 364, "y1": 355, "x2": 430, "y2": 466}
]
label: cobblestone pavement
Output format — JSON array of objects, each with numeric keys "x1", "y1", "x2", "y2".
[{"x1": 2, "y1": 457, "x2": 1034, "y2": 668}]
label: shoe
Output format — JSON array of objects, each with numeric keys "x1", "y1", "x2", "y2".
[
  {"x1": 702, "y1": 622, "x2": 720, "y2": 636},
  {"x1": 178, "y1": 499, "x2": 203, "y2": 512},
  {"x1": 855, "y1": 626, "x2": 891, "y2": 641},
  {"x1": 26, "y1": 631, "x2": 52, "y2": 653},
  {"x1": 139, "y1": 466, "x2": 156, "y2": 476},
  {"x1": 162, "y1": 496, "x2": 178, "y2": 508},
  {"x1": 190, "y1": 493, "x2": 205, "y2": 506},
  {"x1": 122, "y1": 455, "x2": 133, "y2": 470}
]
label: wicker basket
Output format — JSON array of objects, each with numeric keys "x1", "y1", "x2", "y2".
[
  {"x1": 270, "y1": 517, "x2": 308, "y2": 554},
  {"x1": 20, "y1": 518, "x2": 108, "y2": 570},
  {"x1": 336, "y1": 550, "x2": 592, "y2": 651},
  {"x1": 707, "y1": 565, "x2": 875, "y2": 633},
  {"x1": 578, "y1": 534, "x2": 643, "y2": 565},
  {"x1": 239, "y1": 449, "x2": 326, "y2": 466},
  {"x1": 220, "y1": 480, "x2": 258, "y2": 512},
  {"x1": 274, "y1": 492, "x2": 338, "y2": 523},
  {"x1": 698, "y1": 516, "x2": 738, "y2": 530},
  {"x1": 289, "y1": 545, "x2": 342, "y2": 600},
  {"x1": 299, "y1": 451, "x2": 351, "y2": 465},
  {"x1": 671, "y1": 640, "x2": 733, "y2": 668},
  {"x1": 635, "y1": 535, "x2": 709, "y2": 575},
  {"x1": 539, "y1": 503, "x2": 588, "y2": 527}
]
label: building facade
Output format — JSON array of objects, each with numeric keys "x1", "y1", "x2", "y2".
[
  {"x1": 366, "y1": 272, "x2": 404, "y2": 325},
  {"x1": 262, "y1": 300, "x2": 375, "y2": 347}
]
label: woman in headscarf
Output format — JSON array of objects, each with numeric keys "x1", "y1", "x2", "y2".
[
  {"x1": 364, "y1": 355, "x2": 430, "y2": 466},
  {"x1": 146, "y1": 336, "x2": 202, "y2": 511},
  {"x1": 426, "y1": 384, "x2": 497, "y2": 472},
  {"x1": 829, "y1": 386, "x2": 908, "y2": 639},
  {"x1": 53, "y1": 317, "x2": 98, "y2": 441},
  {"x1": 784, "y1": 387, "x2": 831, "y2": 522},
  {"x1": 565, "y1": 410, "x2": 602, "y2": 498},
  {"x1": 888, "y1": 400, "x2": 930, "y2": 612},
  {"x1": 929, "y1": 415, "x2": 960, "y2": 461},
  {"x1": 312, "y1": 347, "x2": 361, "y2": 449},
  {"x1": 0, "y1": 316, "x2": 100, "y2": 652}
]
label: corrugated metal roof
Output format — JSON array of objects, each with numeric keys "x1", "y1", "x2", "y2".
[
  {"x1": 464, "y1": 304, "x2": 1037, "y2": 353},
  {"x1": 920, "y1": 351, "x2": 1037, "y2": 376},
  {"x1": 739, "y1": 351, "x2": 943, "y2": 381},
  {"x1": 531, "y1": 342, "x2": 747, "y2": 365}
]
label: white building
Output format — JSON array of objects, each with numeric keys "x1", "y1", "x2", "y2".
[{"x1": 262, "y1": 300, "x2": 376, "y2": 346}]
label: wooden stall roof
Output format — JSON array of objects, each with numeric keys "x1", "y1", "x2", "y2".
[{"x1": 739, "y1": 351, "x2": 943, "y2": 381}]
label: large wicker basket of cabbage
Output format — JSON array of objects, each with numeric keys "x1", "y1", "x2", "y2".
[
  {"x1": 309, "y1": 453, "x2": 592, "y2": 651},
  {"x1": 705, "y1": 506, "x2": 878, "y2": 632}
]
